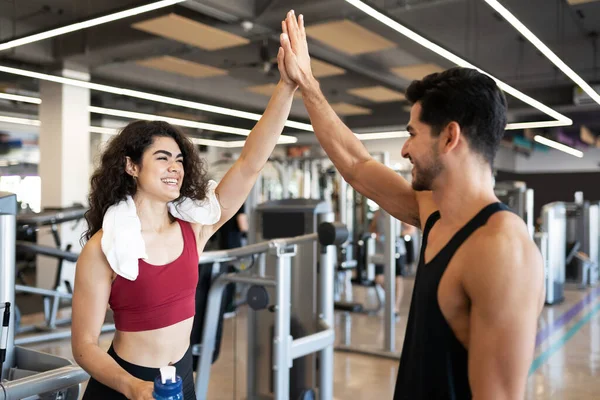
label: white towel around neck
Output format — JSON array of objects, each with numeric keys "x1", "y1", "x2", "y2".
[{"x1": 100, "y1": 180, "x2": 221, "y2": 281}]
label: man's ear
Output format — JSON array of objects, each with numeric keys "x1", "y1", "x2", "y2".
[
  {"x1": 439, "y1": 121, "x2": 461, "y2": 154},
  {"x1": 125, "y1": 156, "x2": 139, "y2": 178}
]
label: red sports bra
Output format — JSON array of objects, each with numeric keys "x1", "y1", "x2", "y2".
[{"x1": 108, "y1": 219, "x2": 198, "y2": 332}]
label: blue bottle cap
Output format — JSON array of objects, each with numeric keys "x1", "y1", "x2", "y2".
[{"x1": 154, "y1": 375, "x2": 183, "y2": 398}]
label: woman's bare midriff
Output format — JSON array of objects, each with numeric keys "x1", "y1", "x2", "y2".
[{"x1": 111, "y1": 317, "x2": 195, "y2": 368}]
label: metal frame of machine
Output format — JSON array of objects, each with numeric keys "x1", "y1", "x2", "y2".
[
  {"x1": 13, "y1": 208, "x2": 116, "y2": 345},
  {"x1": 194, "y1": 222, "x2": 347, "y2": 400},
  {"x1": 1, "y1": 192, "x2": 90, "y2": 399}
]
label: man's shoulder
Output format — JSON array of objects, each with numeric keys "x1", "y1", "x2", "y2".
[
  {"x1": 461, "y1": 209, "x2": 545, "y2": 316},
  {"x1": 472, "y1": 209, "x2": 531, "y2": 247},
  {"x1": 462, "y1": 209, "x2": 543, "y2": 282}
]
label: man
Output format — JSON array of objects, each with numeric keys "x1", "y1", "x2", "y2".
[{"x1": 277, "y1": 10, "x2": 545, "y2": 399}]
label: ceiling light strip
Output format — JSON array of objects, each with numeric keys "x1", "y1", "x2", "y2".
[
  {"x1": 0, "y1": 0, "x2": 186, "y2": 52},
  {"x1": 89, "y1": 106, "x2": 297, "y2": 143},
  {"x1": 0, "y1": 65, "x2": 313, "y2": 132},
  {"x1": 343, "y1": 0, "x2": 572, "y2": 126},
  {"x1": 90, "y1": 128, "x2": 249, "y2": 148},
  {"x1": 89, "y1": 125, "x2": 247, "y2": 148},
  {"x1": 191, "y1": 138, "x2": 247, "y2": 148},
  {"x1": 534, "y1": 135, "x2": 583, "y2": 158},
  {"x1": 505, "y1": 120, "x2": 571, "y2": 130},
  {"x1": 88, "y1": 126, "x2": 118, "y2": 135},
  {"x1": 0, "y1": 95, "x2": 297, "y2": 142},
  {"x1": 0, "y1": 92, "x2": 42, "y2": 104},
  {"x1": 0, "y1": 115, "x2": 41, "y2": 126},
  {"x1": 0, "y1": 114, "x2": 295, "y2": 147},
  {"x1": 355, "y1": 130, "x2": 409, "y2": 140},
  {"x1": 90, "y1": 106, "x2": 251, "y2": 136},
  {"x1": 484, "y1": 0, "x2": 600, "y2": 106}
]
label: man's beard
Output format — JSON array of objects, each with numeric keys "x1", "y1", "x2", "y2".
[{"x1": 411, "y1": 156, "x2": 443, "y2": 192}]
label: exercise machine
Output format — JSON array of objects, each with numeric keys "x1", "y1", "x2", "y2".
[
  {"x1": 14, "y1": 207, "x2": 87, "y2": 334},
  {"x1": 12, "y1": 241, "x2": 115, "y2": 345},
  {"x1": 564, "y1": 194, "x2": 599, "y2": 287},
  {"x1": 252, "y1": 198, "x2": 334, "y2": 399},
  {"x1": 494, "y1": 180, "x2": 535, "y2": 238},
  {"x1": 540, "y1": 202, "x2": 567, "y2": 305},
  {"x1": 194, "y1": 218, "x2": 348, "y2": 400},
  {"x1": 0, "y1": 191, "x2": 89, "y2": 399},
  {"x1": 335, "y1": 208, "x2": 401, "y2": 360}
]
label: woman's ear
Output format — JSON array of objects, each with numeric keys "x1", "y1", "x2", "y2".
[{"x1": 125, "y1": 156, "x2": 138, "y2": 178}]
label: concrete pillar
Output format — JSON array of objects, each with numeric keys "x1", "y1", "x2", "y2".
[{"x1": 37, "y1": 67, "x2": 90, "y2": 291}]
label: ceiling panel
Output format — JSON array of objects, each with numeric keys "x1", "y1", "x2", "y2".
[
  {"x1": 391, "y1": 63, "x2": 444, "y2": 81},
  {"x1": 348, "y1": 86, "x2": 405, "y2": 102},
  {"x1": 136, "y1": 56, "x2": 228, "y2": 78},
  {"x1": 305, "y1": 19, "x2": 397, "y2": 55},
  {"x1": 566, "y1": 0, "x2": 600, "y2": 4},
  {"x1": 311, "y1": 59, "x2": 346, "y2": 78},
  {"x1": 132, "y1": 13, "x2": 250, "y2": 51},
  {"x1": 330, "y1": 102, "x2": 372, "y2": 116},
  {"x1": 246, "y1": 83, "x2": 304, "y2": 99}
]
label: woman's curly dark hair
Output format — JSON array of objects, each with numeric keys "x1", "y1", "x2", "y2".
[{"x1": 82, "y1": 120, "x2": 209, "y2": 243}]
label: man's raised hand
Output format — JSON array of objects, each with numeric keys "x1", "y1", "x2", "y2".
[{"x1": 279, "y1": 10, "x2": 315, "y2": 89}]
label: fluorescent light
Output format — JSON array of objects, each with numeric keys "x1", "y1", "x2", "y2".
[
  {"x1": 357, "y1": 123, "x2": 563, "y2": 138},
  {"x1": 90, "y1": 125, "x2": 248, "y2": 148},
  {"x1": 89, "y1": 106, "x2": 297, "y2": 144},
  {"x1": 484, "y1": 0, "x2": 600, "y2": 106},
  {"x1": 0, "y1": 115, "x2": 40, "y2": 126},
  {"x1": 355, "y1": 130, "x2": 409, "y2": 140},
  {"x1": 0, "y1": 94, "x2": 298, "y2": 143},
  {"x1": 0, "y1": 0, "x2": 186, "y2": 52},
  {"x1": 343, "y1": 0, "x2": 572, "y2": 127},
  {"x1": 505, "y1": 120, "x2": 572, "y2": 130},
  {"x1": 0, "y1": 114, "x2": 296, "y2": 147},
  {"x1": 534, "y1": 135, "x2": 583, "y2": 158},
  {"x1": 0, "y1": 65, "x2": 313, "y2": 132},
  {"x1": 90, "y1": 106, "x2": 251, "y2": 136},
  {"x1": 190, "y1": 138, "x2": 247, "y2": 148},
  {"x1": 0, "y1": 92, "x2": 41, "y2": 104},
  {"x1": 88, "y1": 126, "x2": 117, "y2": 135}
]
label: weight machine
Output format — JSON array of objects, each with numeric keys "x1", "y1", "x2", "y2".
[{"x1": 0, "y1": 192, "x2": 89, "y2": 399}]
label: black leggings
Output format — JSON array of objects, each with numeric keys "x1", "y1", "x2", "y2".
[
  {"x1": 82, "y1": 344, "x2": 196, "y2": 399},
  {"x1": 375, "y1": 255, "x2": 407, "y2": 277}
]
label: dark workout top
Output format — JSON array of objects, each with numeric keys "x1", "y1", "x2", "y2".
[{"x1": 394, "y1": 202, "x2": 510, "y2": 400}]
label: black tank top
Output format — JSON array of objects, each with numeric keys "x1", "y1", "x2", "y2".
[{"x1": 393, "y1": 202, "x2": 510, "y2": 400}]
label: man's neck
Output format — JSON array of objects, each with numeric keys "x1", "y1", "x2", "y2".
[
  {"x1": 431, "y1": 164, "x2": 498, "y2": 227},
  {"x1": 134, "y1": 194, "x2": 173, "y2": 233}
]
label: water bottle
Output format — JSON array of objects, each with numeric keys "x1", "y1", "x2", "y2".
[{"x1": 153, "y1": 365, "x2": 183, "y2": 400}]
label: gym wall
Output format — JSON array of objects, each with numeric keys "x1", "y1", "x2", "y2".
[
  {"x1": 495, "y1": 170, "x2": 600, "y2": 218},
  {"x1": 514, "y1": 147, "x2": 600, "y2": 173}
]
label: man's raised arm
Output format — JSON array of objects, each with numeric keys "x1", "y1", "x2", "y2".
[{"x1": 279, "y1": 11, "x2": 422, "y2": 227}]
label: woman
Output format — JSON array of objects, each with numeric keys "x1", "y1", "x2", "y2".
[{"x1": 71, "y1": 46, "x2": 297, "y2": 399}]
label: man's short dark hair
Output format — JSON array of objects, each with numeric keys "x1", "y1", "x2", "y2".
[{"x1": 405, "y1": 67, "x2": 508, "y2": 166}]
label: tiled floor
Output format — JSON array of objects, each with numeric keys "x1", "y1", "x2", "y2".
[{"x1": 15, "y1": 278, "x2": 600, "y2": 399}]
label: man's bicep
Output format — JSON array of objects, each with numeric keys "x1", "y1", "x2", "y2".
[
  {"x1": 466, "y1": 241, "x2": 541, "y2": 399},
  {"x1": 468, "y1": 296, "x2": 538, "y2": 399},
  {"x1": 349, "y1": 159, "x2": 421, "y2": 227}
]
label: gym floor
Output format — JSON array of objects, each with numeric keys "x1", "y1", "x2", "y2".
[{"x1": 19, "y1": 278, "x2": 600, "y2": 399}]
